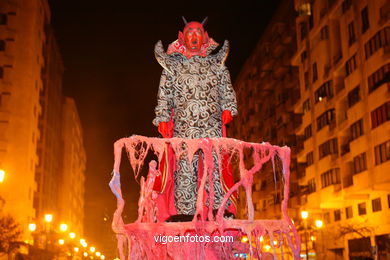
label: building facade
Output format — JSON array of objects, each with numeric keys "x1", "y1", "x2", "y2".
[
  {"x1": 60, "y1": 97, "x2": 86, "y2": 237},
  {"x1": 232, "y1": 0, "x2": 390, "y2": 259},
  {"x1": 230, "y1": 0, "x2": 301, "y2": 220},
  {"x1": 0, "y1": 0, "x2": 50, "y2": 243},
  {"x1": 292, "y1": 0, "x2": 390, "y2": 259},
  {"x1": 34, "y1": 25, "x2": 64, "y2": 228},
  {"x1": 0, "y1": 0, "x2": 86, "y2": 257}
]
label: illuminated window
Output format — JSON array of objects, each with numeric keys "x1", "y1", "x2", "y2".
[
  {"x1": 348, "y1": 86, "x2": 360, "y2": 108},
  {"x1": 314, "y1": 80, "x2": 333, "y2": 103},
  {"x1": 353, "y1": 153, "x2": 367, "y2": 174},
  {"x1": 319, "y1": 138, "x2": 338, "y2": 159},
  {"x1": 358, "y1": 202, "x2": 367, "y2": 215},
  {"x1": 374, "y1": 140, "x2": 390, "y2": 165},
  {"x1": 304, "y1": 125, "x2": 312, "y2": 140},
  {"x1": 371, "y1": 102, "x2": 390, "y2": 128},
  {"x1": 321, "y1": 168, "x2": 340, "y2": 188},
  {"x1": 306, "y1": 151, "x2": 314, "y2": 166},
  {"x1": 368, "y1": 63, "x2": 390, "y2": 93},
  {"x1": 388, "y1": 194, "x2": 390, "y2": 208},
  {"x1": 350, "y1": 119, "x2": 364, "y2": 141},
  {"x1": 364, "y1": 27, "x2": 390, "y2": 59},
  {"x1": 345, "y1": 54, "x2": 357, "y2": 76},
  {"x1": 345, "y1": 206, "x2": 353, "y2": 219},
  {"x1": 317, "y1": 109, "x2": 335, "y2": 131},
  {"x1": 334, "y1": 209, "x2": 341, "y2": 221},
  {"x1": 303, "y1": 99, "x2": 311, "y2": 113},
  {"x1": 307, "y1": 178, "x2": 316, "y2": 194},
  {"x1": 372, "y1": 198, "x2": 382, "y2": 212}
]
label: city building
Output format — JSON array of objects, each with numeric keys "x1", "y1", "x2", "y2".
[
  {"x1": 292, "y1": 0, "x2": 390, "y2": 259},
  {"x1": 230, "y1": 0, "x2": 301, "y2": 223},
  {"x1": 232, "y1": 0, "x2": 390, "y2": 258},
  {"x1": 34, "y1": 26, "x2": 64, "y2": 229},
  {"x1": 0, "y1": 0, "x2": 87, "y2": 258},
  {"x1": 0, "y1": 0, "x2": 51, "y2": 244},
  {"x1": 60, "y1": 97, "x2": 86, "y2": 237}
]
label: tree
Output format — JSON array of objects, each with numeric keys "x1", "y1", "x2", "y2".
[{"x1": 0, "y1": 214, "x2": 21, "y2": 256}]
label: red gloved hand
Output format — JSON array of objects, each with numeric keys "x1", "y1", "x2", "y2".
[
  {"x1": 222, "y1": 110, "x2": 233, "y2": 125},
  {"x1": 158, "y1": 121, "x2": 173, "y2": 138}
]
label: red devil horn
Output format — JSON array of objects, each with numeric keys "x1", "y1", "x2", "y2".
[
  {"x1": 201, "y1": 17, "x2": 208, "y2": 26},
  {"x1": 182, "y1": 16, "x2": 188, "y2": 25}
]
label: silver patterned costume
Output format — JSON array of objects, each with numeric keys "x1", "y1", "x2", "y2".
[{"x1": 153, "y1": 40, "x2": 237, "y2": 215}]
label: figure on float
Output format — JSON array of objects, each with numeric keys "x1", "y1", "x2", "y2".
[{"x1": 152, "y1": 17, "x2": 238, "y2": 221}]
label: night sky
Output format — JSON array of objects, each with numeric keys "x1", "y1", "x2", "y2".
[{"x1": 49, "y1": 0, "x2": 281, "y2": 257}]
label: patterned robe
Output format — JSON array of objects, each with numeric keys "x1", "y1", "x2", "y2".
[{"x1": 153, "y1": 40, "x2": 238, "y2": 214}]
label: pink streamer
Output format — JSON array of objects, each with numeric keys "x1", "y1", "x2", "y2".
[{"x1": 110, "y1": 136, "x2": 301, "y2": 259}]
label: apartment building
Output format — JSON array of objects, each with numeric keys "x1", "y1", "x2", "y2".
[
  {"x1": 230, "y1": 0, "x2": 302, "y2": 225},
  {"x1": 0, "y1": 1, "x2": 86, "y2": 256},
  {"x1": 0, "y1": 0, "x2": 50, "y2": 243},
  {"x1": 60, "y1": 97, "x2": 86, "y2": 237},
  {"x1": 292, "y1": 0, "x2": 390, "y2": 259}
]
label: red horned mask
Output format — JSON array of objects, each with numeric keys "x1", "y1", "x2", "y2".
[{"x1": 167, "y1": 17, "x2": 217, "y2": 58}]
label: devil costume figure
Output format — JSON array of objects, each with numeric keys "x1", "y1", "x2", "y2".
[{"x1": 153, "y1": 18, "x2": 237, "y2": 217}]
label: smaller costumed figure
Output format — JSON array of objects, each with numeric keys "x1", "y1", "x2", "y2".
[{"x1": 152, "y1": 17, "x2": 238, "y2": 221}]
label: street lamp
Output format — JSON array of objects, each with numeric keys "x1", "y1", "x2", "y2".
[
  {"x1": 44, "y1": 214, "x2": 53, "y2": 223},
  {"x1": 44, "y1": 214, "x2": 53, "y2": 260},
  {"x1": 0, "y1": 169, "x2": 5, "y2": 183},
  {"x1": 315, "y1": 219, "x2": 323, "y2": 228},
  {"x1": 301, "y1": 211, "x2": 309, "y2": 260},
  {"x1": 59, "y1": 223, "x2": 68, "y2": 232},
  {"x1": 90, "y1": 246, "x2": 95, "y2": 253},
  {"x1": 28, "y1": 223, "x2": 37, "y2": 232},
  {"x1": 69, "y1": 232, "x2": 76, "y2": 239}
]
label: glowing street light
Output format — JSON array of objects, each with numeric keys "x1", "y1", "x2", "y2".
[
  {"x1": 44, "y1": 214, "x2": 53, "y2": 223},
  {"x1": 58, "y1": 239, "x2": 65, "y2": 245},
  {"x1": 28, "y1": 223, "x2": 36, "y2": 232},
  {"x1": 301, "y1": 210, "x2": 309, "y2": 220},
  {"x1": 74, "y1": 247, "x2": 79, "y2": 252},
  {"x1": 89, "y1": 246, "x2": 95, "y2": 253},
  {"x1": 301, "y1": 211, "x2": 309, "y2": 260},
  {"x1": 100, "y1": 256, "x2": 105, "y2": 260},
  {"x1": 83, "y1": 252, "x2": 88, "y2": 257},
  {"x1": 0, "y1": 169, "x2": 5, "y2": 183},
  {"x1": 59, "y1": 223, "x2": 68, "y2": 232},
  {"x1": 315, "y1": 219, "x2": 323, "y2": 228},
  {"x1": 80, "y1": 238, "x2": 87, "y2": 248},
  {"x1": 69, "y1": 232, "x2": 76, "y2": 239},
  {"x1": 96, "y1": 252, "x2": 101, "y2": 257}
]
